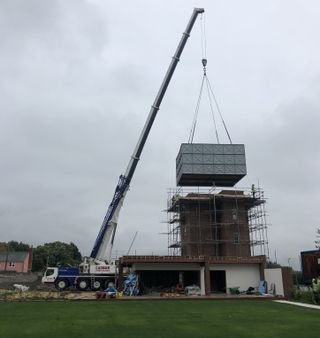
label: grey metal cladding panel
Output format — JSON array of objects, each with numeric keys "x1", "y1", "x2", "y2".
[
  {"x1": 176, "y1": 164, "x2": 181, "y2": 176},
  {"x1": 203, "y1": 154, "x2": 214, "y2": 164},
  {"x1": 224, "y1": 155, "x2": 235, "y2": 164},
  {"x1": 223, "y1": 144, "x2": 235, "y2": 154},
  {"x1": 182, "y1": 164, "x2": 193, "y2": 173},
  {"x1": 177, "y1": 163, "x2": 183, "y2": 176},
  {"x1": 176, "y1": 171, "x2": 182, "y2": 185},
  {"x1": 203, "y1": 144, "x2": 214, "y2": 154},
  {"x1": 176, "y1": 144, "x2": 247, "y2": 181},
  {"x1": 176, "y1": 153, "x2": 182, "y2": 165},
  {"x1": 176, "y1": 152, "x2": 183, "y2": 165},
  {"x1": 234, "y1": 154, "x2": 246, "y2": 165},
  {"x1": 193, "y1": 144, "x2": 203, "y2": 154},
  {"x1": 213, "y1": 144, "x2": 224, "y2": 154},
  {"x1": 180, "y1": 143, "x2": 193, "y2": 153},
  {"x1": 192, "y1": 154, "x2": 203, "y2": 163},
  {"x1": 233, "y1": 144, "x2": 245, "y2": 154},
  {"x1": 213, "y1": 154, "x2": 224, "y2": 164},
  {"x1": 181, "y1": 153, "x2": 193, "y2": 164},
  {"x1": 193, "y1": 164, "x2": 203, "y2": 174},
  {"x1": 234, "y1": 165, "x2": 247, "y2": 174},
  {"x1": 203, "y1": 164, "x2": 213, "y2": 174},
  {"x1": 213, "y1": 164, "x2": 225, "y2": 174},
  {"x1": 224, "y1": 165, "x2": 236, "y2": 174},
  {"x1": 179, "y1": 143, "x2": 245, "y2": 154}
]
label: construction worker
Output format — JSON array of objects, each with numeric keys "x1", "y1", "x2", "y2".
[{"x1": 251, "y1": 184, "x2": 256, "y2": 198}]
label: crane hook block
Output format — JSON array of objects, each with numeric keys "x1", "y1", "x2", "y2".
[{"x1": 202, "y1": 59, "x2": 207, "y2": 67}]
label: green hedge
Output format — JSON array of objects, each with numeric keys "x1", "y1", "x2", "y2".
[{"x1": 291, "y1": 288, "x2": 320, "y2": 305}]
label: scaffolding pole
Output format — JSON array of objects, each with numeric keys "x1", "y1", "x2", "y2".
[{"x1": 166, "y1": 186, "x2": 269, "y2": 258}]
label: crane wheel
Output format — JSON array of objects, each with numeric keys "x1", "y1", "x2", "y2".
[
  {"x1": 92, "y1": 280, "x2": 102, "y2": 291},
  {"x1": 56, "y1": 279, "x2": 69, "y2": 291},
  {"x1": 76, "y1": 278, "x2": 89, "y2": 291}
]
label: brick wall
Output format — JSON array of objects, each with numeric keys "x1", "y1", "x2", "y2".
[{"x1": 180, "y1": 195, "x2": 251, "y2": 257}]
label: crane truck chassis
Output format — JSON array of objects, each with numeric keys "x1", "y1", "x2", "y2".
[
  {"x1": 42, "y1": 8, "x2": 204, "y2": 291},
  {"x1": 42, "y1": 258, "x2": 117, "y2": 291}
]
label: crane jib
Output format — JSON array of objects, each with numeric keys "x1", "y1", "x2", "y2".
[
  {"x1": 90, "y1": 8, "x2": 205, "y2": 261},
  {"x1": 90, "y1": 175, "x2": 129, "y2": 258}
]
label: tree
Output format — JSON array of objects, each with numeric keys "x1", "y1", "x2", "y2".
[
  {"x1": 0, "y1": 241, "x2": 30, "y2": 252},
  {"x1": 315, "y1": 228, "x2": 320, "y2": 249},
  {"x1": 32, "y1": 241, "x2": 82, "y2": 272},
  {"x1": 266, "y1": 261, "x2": 281, "y2": 268},
  {"x1": 293, "y1": 270, "x2": 303, "y2": 285}
]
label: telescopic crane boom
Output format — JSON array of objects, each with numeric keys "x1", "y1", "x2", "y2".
[{"x1": 90, "y1": 8, "x2": 205, "y2": 262}]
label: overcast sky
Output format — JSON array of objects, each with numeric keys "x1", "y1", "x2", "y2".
[{"x1": 1, "y1": 0, "x2": 319, "y2": 269}]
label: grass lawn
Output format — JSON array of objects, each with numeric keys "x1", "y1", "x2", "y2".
[{"x1": 0, "y1": 300, "x2": 319, "y2": 338}]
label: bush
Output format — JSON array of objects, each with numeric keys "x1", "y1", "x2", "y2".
[
  {"x1": 32, "y1": 241, "x2": 82, "y2": 272},
  {"x1": 291, "y1": 287, "x2": 319, "y2": 305}
]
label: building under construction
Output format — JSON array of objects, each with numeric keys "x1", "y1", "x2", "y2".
[
  {"x1": 117, "y1": 143, "x2": 292, "y2": 297},
  {"x1": 166, "y1": 186, "x2": 269, "y2": 258}
]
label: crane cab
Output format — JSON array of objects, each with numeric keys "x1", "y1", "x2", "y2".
[{"x1": 42, "y1": 267, "x2": 58, "y2": 284}]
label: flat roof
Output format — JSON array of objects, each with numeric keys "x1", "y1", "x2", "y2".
[
  {"x1": 120, "y1": 255, "x2": 266, "y2": 266},
  {"x1": 168, "y1": 191, "x2": 264, "y2": 212}
]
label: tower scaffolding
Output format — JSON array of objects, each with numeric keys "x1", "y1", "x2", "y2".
[
  {"x1": 248, "y1": 187, "x2": 270, "y2": 258},
  {"x1": 165, "y1": 186, "x2": 269, "y2": 258}
]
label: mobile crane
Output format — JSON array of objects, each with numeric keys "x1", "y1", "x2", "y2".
[{"x1": 42, "y1": 8, "x2": 204, "y2": 291}]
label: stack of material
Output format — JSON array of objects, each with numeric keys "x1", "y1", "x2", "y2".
[
  {"x1": 123, "y1": 273, "x2": 139, "y2": 296},
  {"x1": 176, "y1": 143, "x2": 246, "y2": 187}
]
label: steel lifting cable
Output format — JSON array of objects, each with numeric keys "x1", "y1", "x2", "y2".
[
  {"x1": 201, "y1": 12, "x2": 232, "y2": 144},
  {"x1": 188, "y1": 75, "x2": 205, "y2": 143},
  {"x1": 189, "y1": 12, "x2": 219, "y2": 144},
  {"x1": 188, "y1": 12, "x2": 233, "y2": 145},
  {"x1": 206, "y1": 77, "x2": 232, "y2": 144},
  {"x1": 188, "y1": 61, "x2": 220, "y2": 144},
  {"x1": 188, "y1": 14, "x2": 206, "y2": 144},
  {"x1": 204, "y1": 70, "x2": 220, "y2": 144}
]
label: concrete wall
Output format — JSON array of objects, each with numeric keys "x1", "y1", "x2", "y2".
[
  {"x1": 264, "y1": 268, "x2": 284, "y2": 296},
  {"x1": 210, "y1": 264, "x2": 261, "y2": 293},
  {"x1": 0, "y1": 272, "x2": 39, "y2": 287}
]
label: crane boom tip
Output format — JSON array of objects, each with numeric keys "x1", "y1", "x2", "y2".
[{"x1": 194, "y1": 8, "x2": 205, "y2": 13}]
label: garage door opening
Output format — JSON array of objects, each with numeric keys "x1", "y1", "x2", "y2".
[
  {"x1": 210, "y1": 270, "x2": 226, "y2": 293},
  {"x1": 138, "y1": 270, "x2": 200, "y2": 294}
]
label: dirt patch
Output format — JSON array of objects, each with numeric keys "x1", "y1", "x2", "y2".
[{"x1": 0, "y1": 289, "x2": 97, "y2": 301}]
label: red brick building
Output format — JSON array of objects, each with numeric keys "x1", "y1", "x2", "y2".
[{"x1": 168, "y1": 190, "x2": 267, "y2": 257}]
